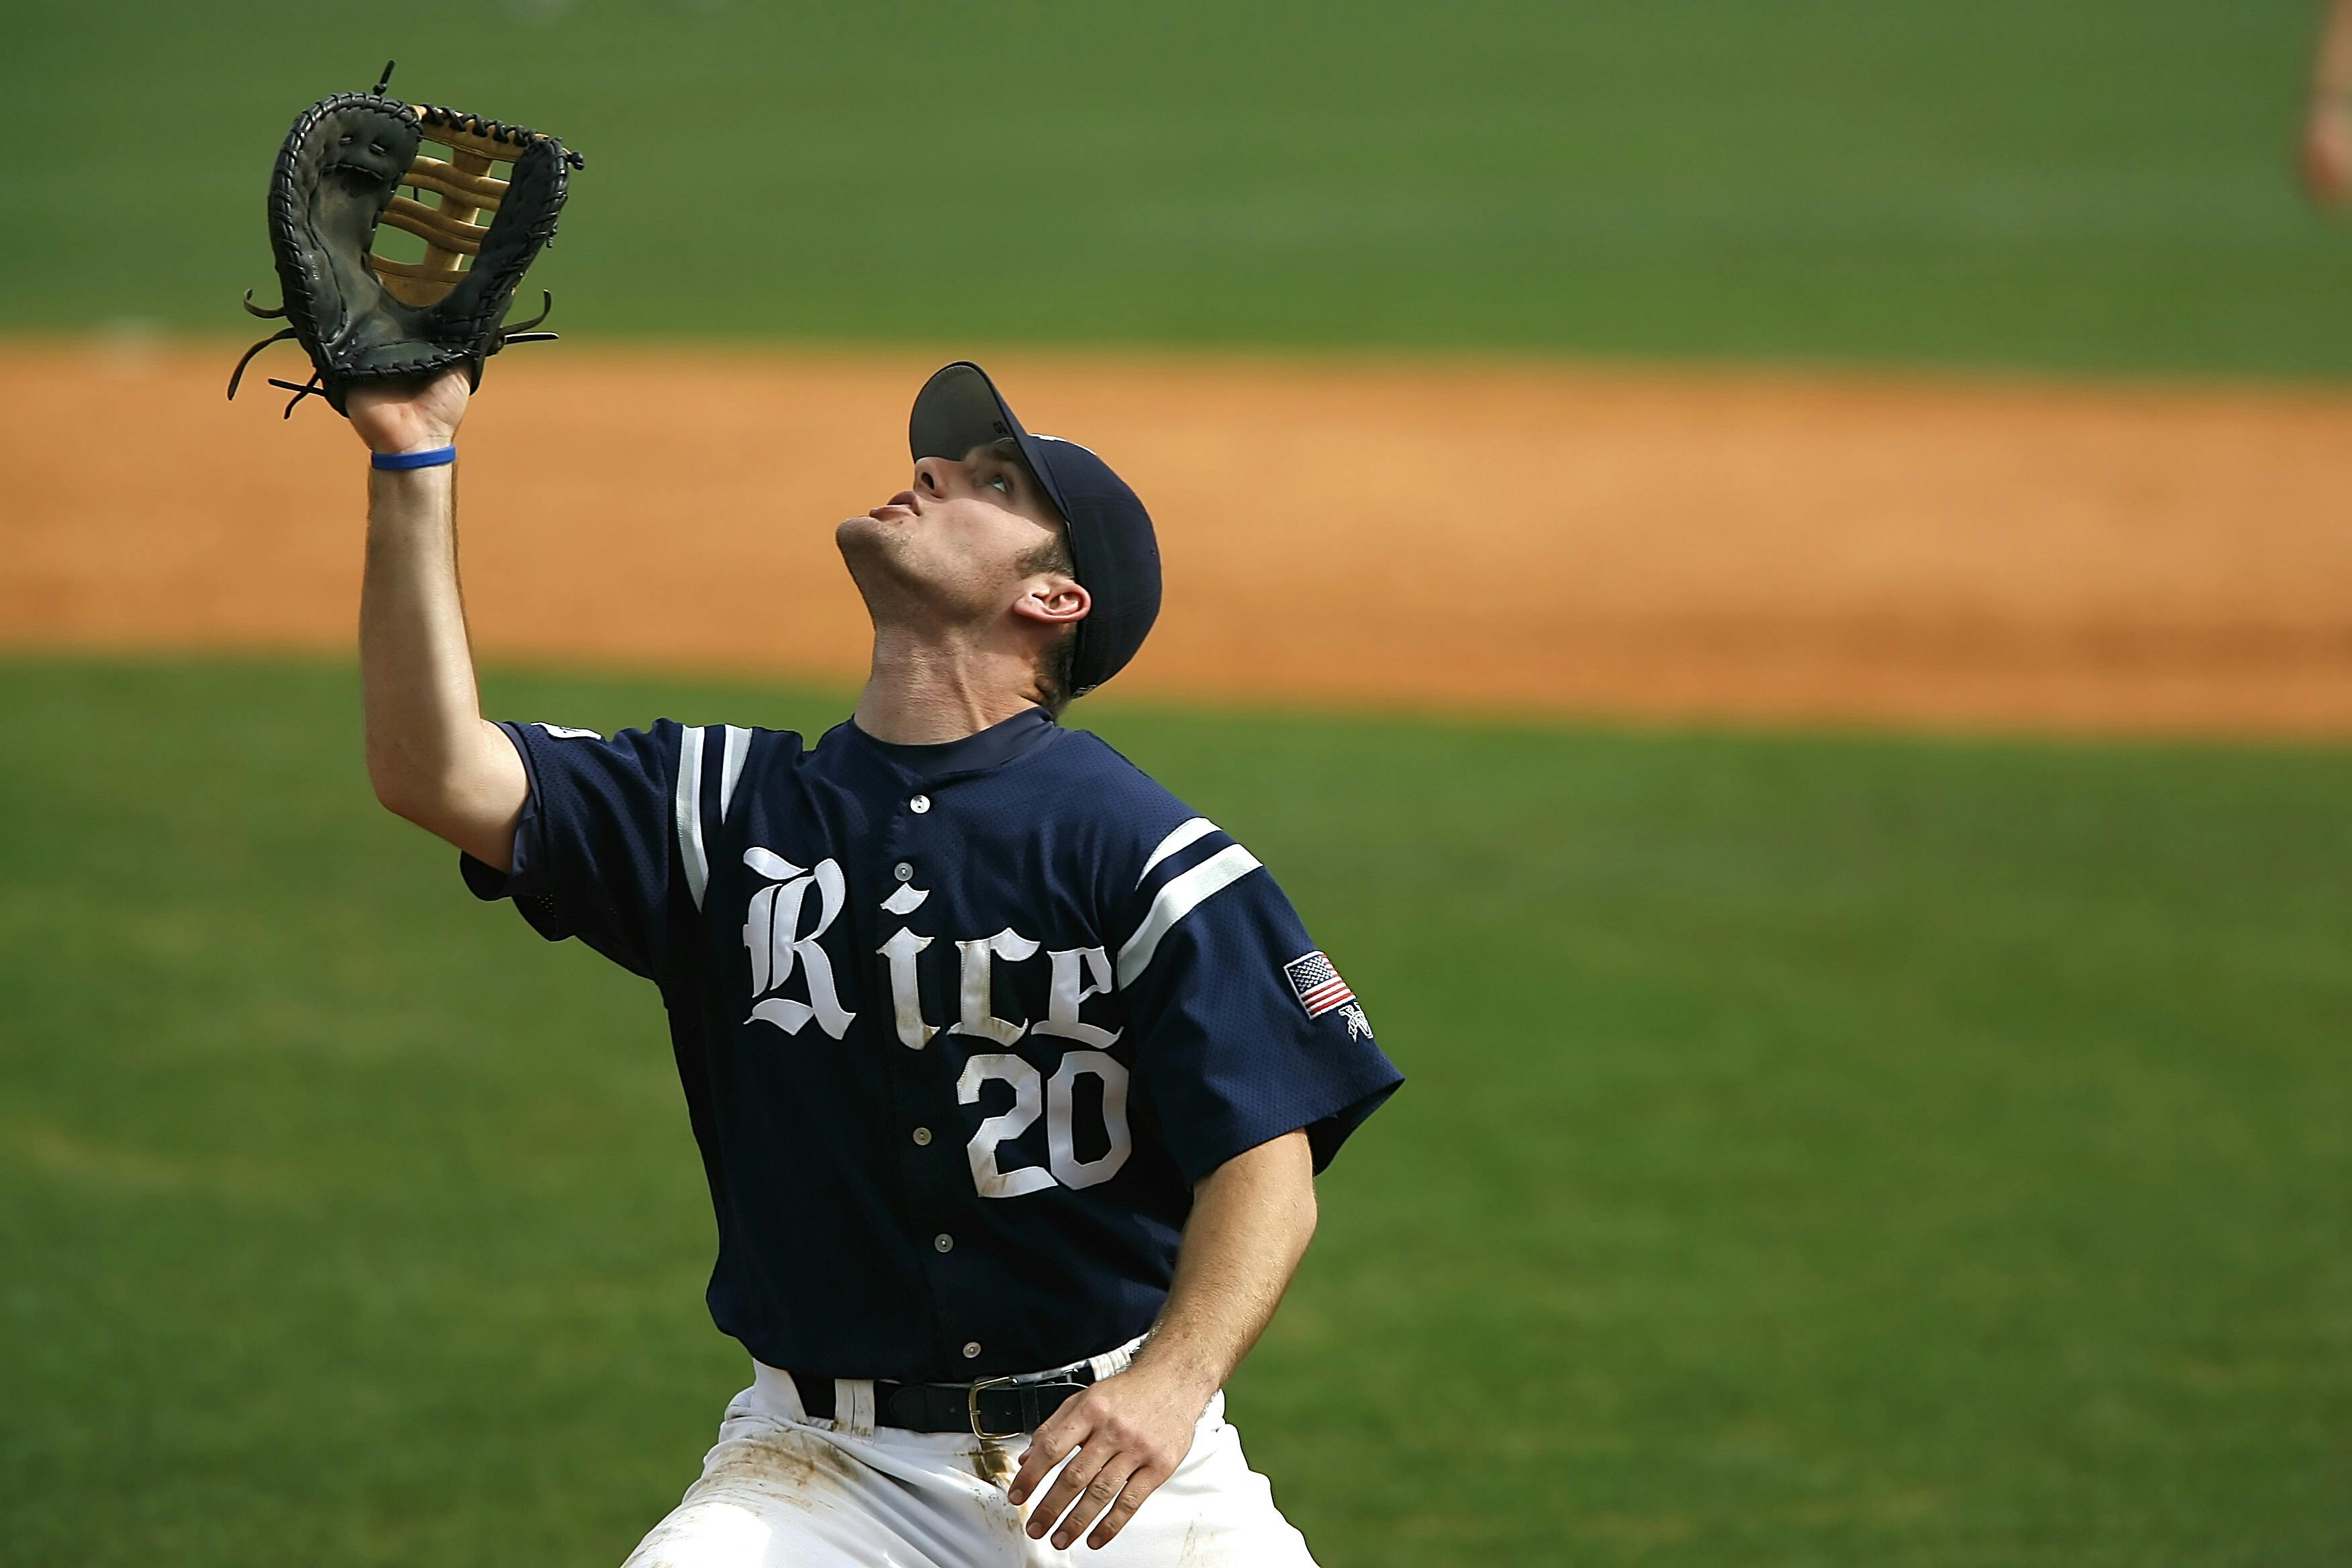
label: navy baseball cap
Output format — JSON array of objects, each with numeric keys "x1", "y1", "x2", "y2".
[{"x1": 910, "y1": 361, "x2": 1161, "y2": 698}]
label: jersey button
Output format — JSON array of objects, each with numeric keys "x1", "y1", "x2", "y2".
[
  {"x1": 911, "y1": 1127, "x2": 932, "y2": 1146},
  {"x1": 934, "y1": 1232, "x2": 954, "y2": 1253},
  {"x1": 962, "y1": 1341, "x2": 982, "y2": 1360},
  {"x1": 893, "y1": 862, "x2": 914, "y2": 882},
  {"x1": 910, "y1": 794, "x2": 932, "y2": 814}
]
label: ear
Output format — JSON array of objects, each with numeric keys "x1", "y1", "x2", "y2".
[{"x1": 1011, "y1": 576, "x2": 1090, "y2": 628}]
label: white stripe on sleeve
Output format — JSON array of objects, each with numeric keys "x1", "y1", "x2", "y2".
[
  {"x1": 675, "y1": 724, "x2": 710, "y2": 910},
  {"x1": 1115, "y1": 843, "x2": 1262, "y2": 988},
  {"x1": 1138, "y1": 817, "x2": 1218, "y2": 882},
  {"x1": 718, "y1": 725, "x2": 751, "y2": 823}
]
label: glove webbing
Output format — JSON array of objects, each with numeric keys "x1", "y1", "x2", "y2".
[{"x1": 375, "y1": 107, "x2": 584, "y2": 307}]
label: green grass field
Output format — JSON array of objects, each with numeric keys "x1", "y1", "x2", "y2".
[
  {"x1": 7, "y1": 0, "x2": 2348, "y2": 377},
  {"x1": 3, "y1": 657, "x2": 2347, "y2": 1566}
]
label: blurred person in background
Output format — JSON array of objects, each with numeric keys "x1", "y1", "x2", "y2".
[{"x1": 2302, "y1": 0, "x2": 2352, "y2": 202}]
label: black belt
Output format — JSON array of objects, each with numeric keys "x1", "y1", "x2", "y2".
[{"x1": 791, "y1": 1365, "x2": 1097, "y2": 1437}]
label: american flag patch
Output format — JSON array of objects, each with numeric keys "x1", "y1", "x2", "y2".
[{"x1": 1283, "y1": 950, "x2": 1355, "y2": 1018}]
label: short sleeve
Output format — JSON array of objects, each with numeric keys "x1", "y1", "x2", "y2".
[
  {"x1": 458, "y1": 720, "x2": 689, "y2": 983},
  {"x1": 1114, "y1": 824, "x2": 1402, "y2": 1183}
]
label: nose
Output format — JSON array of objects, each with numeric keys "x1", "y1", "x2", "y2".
[{"x1": 912, "y1": 456, "x2": 954, "y2": 497}]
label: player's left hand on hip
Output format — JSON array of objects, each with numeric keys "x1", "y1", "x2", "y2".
[{"x1": 1008, "y1": 1364, "x2": 1209, "y2": 1550}]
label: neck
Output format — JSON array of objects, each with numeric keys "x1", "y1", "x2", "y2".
[{"x1": 853, "y1": 623, "x2": 1045, "y2": 744}]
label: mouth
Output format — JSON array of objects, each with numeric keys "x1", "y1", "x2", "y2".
[{"x1": 867, "y1": 489, "x2": 922, "y2": 522}]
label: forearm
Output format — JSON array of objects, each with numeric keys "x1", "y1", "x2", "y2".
[
  {"x1": 359, "y1": 462, "x2": 522, "y2": 865},
  {"x1": 1009, "y1": 1130, "x2": 1318, "y2": 1548},
  {"x1": 1128, "y1": 1129, "x2": 1318, "y2": 1399}
]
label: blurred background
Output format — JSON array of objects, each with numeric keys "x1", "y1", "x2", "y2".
[{"x1": 3, "y1": 2, "x2": 2349, "y2": 1564}]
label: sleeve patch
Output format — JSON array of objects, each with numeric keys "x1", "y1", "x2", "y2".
[
  {"x1": 1283, "y1": 950, "x2": 1358, "y2": 1018},
  {"x1": 536, "y1": 722, "x2": 603, "y2": 740}
]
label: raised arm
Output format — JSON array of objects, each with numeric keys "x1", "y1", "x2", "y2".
[
  {"x1": 1009, "y1": 1128, "x2": 1318, "y2": 1551},
  {"x1": 350, "y1": 370, "x2": 528, "y2": 869}
]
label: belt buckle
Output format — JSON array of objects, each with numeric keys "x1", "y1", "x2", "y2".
[{"x1": 968, "y1": 1375, "x2": 1022, "y2": 1442}]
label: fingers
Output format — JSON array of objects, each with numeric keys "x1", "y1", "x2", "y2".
[
  {"x1": 1085, "y1": 1465, "x2": 1169, "y2": 1550},
  {"x1": 1007, "y1": 1407, "x2": 1082, "y2": 1507},
  {"x1": 1041, "y1": 1453, "x2": 1143, "y2": 1549},
  {"x1": 1020, "y1": 1430, "x2": 1114, "y2": 1542}
]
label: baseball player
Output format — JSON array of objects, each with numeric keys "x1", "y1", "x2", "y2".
[{"x1": 347, "y1": 358, "x2": 1402, "y2": 1564}]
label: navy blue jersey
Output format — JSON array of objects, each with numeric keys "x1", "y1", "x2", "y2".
[{"x1": 460, "y1": 706, "x2": 1401, "y2": 1381}]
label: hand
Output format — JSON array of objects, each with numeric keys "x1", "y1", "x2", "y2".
[
  {"x1": 1007, "y1": 1361, "x2": 1212, "y2": 1551},
  {"x1": 348, "y1": 367, "x2": 472, "y2": 456},
  {"x1": 2303, "y1": 100, "x2": 2352, "y2": 207}
]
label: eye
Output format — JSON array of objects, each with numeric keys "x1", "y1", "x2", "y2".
[{"x1": 987, "y1": 474, "x2": 1012, "y2": 495}]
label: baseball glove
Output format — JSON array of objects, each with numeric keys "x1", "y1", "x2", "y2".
[{"x1": 229, "y1": 64, "x2": 585, "y2": 418}]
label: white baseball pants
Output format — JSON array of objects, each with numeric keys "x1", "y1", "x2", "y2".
[{"x1": 619, "y1": 1361, "x2": 1321, "y2": 1567}]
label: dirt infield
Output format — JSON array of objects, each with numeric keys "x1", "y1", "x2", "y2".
[{"x1": 7, "y1": 340, "x2": 2352, "y2": 736}]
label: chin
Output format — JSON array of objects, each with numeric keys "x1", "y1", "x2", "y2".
[
  {"x1": 835, "y1": 513, "x2": 898, "y2": 561},
  {"x1": 836, "y1": 515, "x2": 923, "y2": 602}
]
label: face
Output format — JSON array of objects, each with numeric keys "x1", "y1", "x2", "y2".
[{"x1": 837, "y1": 440, "x2": 1085, "y2": 632}]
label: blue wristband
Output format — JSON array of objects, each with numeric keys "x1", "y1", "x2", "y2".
[{"x1": 371, "y1": 445, "x2": 457, "y2": 471}]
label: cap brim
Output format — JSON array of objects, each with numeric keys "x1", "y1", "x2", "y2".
[{"x1": 908, "y1": 361, "x2": 1075, "y2": 528}]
